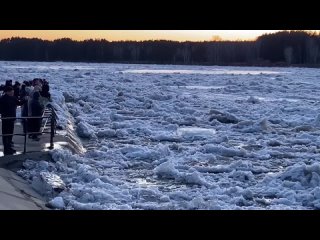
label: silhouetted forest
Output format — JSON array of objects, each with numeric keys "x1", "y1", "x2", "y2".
[{"x1": 0, "y1": 31, "x2": 320, "y2": 66}]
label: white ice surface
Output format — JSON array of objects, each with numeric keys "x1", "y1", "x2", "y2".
[{"x1": 2, "y1": 61, "x2": 320, "y2": 209}]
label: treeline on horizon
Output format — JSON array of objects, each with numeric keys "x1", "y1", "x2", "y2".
[{"x1": 0, "y1": 31, "x2": 319, "y2": 66}]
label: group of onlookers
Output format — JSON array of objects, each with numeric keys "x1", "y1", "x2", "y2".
[{"x1": 0, "y1": 79, "x2": 51, "y2": 155}]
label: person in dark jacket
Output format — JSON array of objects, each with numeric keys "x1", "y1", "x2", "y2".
[
  {"x1": 40, "y1": 82, "x2": 51, "y2": 99},
  {"x1": 0, "y1": 86, "x2": 23, "y2": 155},
  {"x1": 13, "y1": 81, "x2": 21, "y2": 100},
  {"x1": 5, "y1": 80, "x2": 12, "y2": 87},
  {"x1": 29, "y1": 91, "x2": 44, "y2": 141}
]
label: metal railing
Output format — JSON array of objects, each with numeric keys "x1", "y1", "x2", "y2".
[{"x1": 0, "y1": 104, "x2": 57, "y2": 154}]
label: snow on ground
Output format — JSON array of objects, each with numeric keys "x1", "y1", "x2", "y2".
[{"x1": 2, "y1": 61, "x2": 320, "y2": 209}]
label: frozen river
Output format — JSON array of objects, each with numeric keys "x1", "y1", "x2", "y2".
[{"x1": 1, "y1": 61, "x2": 320, "y2": 209}]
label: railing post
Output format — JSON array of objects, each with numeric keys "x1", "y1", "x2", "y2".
[
  {"x1": 49, "y1": 107, "x2": 55, "y2": 150},
  {"x1": 23, "y1": 118, "x2": 27, "y2": 154}
]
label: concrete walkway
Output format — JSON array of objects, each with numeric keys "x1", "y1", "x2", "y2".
[
  {"x1": 0, "y1": 116, "x2": 84, "y2": 159},
  {"x1": 0, "y1": 119, "x2": 56, "y2": 210},
  {"x1": 0, "y1": 112, "x2": 84, "y2": 209},
  {"x1": 0, "y1": 168, "x2": 48, "y2": 210},
  {"x1": 0, "y1": 118, "x2": 58, "y2": 157}
]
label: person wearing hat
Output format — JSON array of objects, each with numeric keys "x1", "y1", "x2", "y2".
[{"x1": 0, "y1": 86, "x2": 23, "y2": 155}]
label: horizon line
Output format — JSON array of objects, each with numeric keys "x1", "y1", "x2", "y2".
[
  {"x1": 0, "y1": 30, "x2": 318, "y2": 43},
  {"x1": 0, "y1": 36, "x2": 258, "y2": 42}
]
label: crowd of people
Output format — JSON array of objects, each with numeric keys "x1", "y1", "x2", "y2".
[{"x1": 0, "y1": 79, "x2": 51, "y2": 155}]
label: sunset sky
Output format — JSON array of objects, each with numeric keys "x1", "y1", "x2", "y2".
[{"x1": 0, "y1": 30, "x2": 294, "y2": 42}]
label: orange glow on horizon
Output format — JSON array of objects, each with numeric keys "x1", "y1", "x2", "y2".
[{"x1": 0, "y1": 30, "x2": 317, "y2": 42}]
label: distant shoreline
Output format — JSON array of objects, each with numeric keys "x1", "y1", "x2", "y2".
[
  {"x1": 1, "y1": 32, "x2": 320, "y2": 68},
  {"x1": 1, "y1": 59, "x2": 319, "y2": 69}
]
